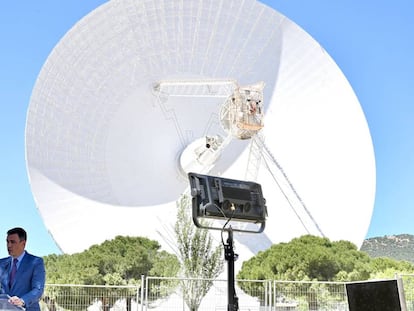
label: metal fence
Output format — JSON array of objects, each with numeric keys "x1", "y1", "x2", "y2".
[
  {"x1": 401, "y1": 274, "x2": 414, "y2": 311},
  {"x1": 41, "y1": 275, "x2": 414, "y2": 311}
]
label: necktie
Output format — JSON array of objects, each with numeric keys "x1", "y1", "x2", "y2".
[{"x1": 9, "y1": 258, "x2": 18, "y2": 287}]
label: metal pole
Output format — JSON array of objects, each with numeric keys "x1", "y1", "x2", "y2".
[{"x1": 225, "y1": 227, "x2": 239, "y2": 311}]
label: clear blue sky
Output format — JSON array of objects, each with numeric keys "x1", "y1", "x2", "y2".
[{"x1": 1, "y1": 1, "x2": 413, "y2": 257}]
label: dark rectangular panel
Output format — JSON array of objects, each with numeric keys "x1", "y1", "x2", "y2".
[{"x1": 346, "y1": 279, "x2": 406, "y2": 311}]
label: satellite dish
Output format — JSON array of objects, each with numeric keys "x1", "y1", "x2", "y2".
[{"x1": 26, "y1": 0, "x2": 375, "y2": 256}]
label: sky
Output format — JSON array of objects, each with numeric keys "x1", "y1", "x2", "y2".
[{"x1": 0, "y1": 0, "x2": 413, "y2": 258}]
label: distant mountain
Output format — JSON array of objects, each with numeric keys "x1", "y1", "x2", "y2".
[{"x1": 361, "y1": 234, "x2": 414, "y2": 263}]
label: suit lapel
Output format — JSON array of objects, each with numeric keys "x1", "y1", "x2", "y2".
[
  {"x1": 14, "y1": 254, "x2": 28, "y2": 285},
  {"x1": 8, "y1": 253, "x2": 29, "y2": 290}
]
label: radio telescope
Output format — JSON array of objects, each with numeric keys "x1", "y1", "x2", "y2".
[{"x1": 26, "y1": 0, "x2": 375, "y2": 257}]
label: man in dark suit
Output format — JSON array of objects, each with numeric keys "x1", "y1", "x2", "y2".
[{"x1": 0, "y1": 227, "x2": 46, "y2": 311}]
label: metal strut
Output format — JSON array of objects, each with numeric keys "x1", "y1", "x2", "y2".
[{"x1": 253, "y1": 135, "x2": 325, "y2": 238}]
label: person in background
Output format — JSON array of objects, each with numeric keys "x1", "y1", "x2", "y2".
[{"x1": 0, "y1": 227, "x2": 46, "y2": 311}]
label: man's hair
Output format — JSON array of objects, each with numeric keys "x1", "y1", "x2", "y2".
[{"x1": 7, "y1": 227, "x2": 27, "y2": 241}]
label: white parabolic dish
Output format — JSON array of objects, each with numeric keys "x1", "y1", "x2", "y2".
[{"x1": 26, "y1": 0, "x2": 376, "y2": 258}]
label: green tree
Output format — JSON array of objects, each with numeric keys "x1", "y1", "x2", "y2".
[
  {"x1": 369, "y1": 256, "x2": 414, "y2": 279},
  {"x1": 238, "y1": 235, "x2": 372, "y2": 282},
  {"x1": 174, "y1": 194, "x2": 224, "y2": 311},
  {"x1": 43, "y1": 236, "x2": 180, "y2": 311},
  {"x1": 237, "y1": 235, "x2": 372, "y2": 309}
]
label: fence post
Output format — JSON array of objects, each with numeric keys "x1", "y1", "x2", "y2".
[
  {"x1": 267, "y1": 280, "x2": 272, "y2": 311},
  {"x1": 140, "y1": 275, "x2": 145, "y2": 311}
]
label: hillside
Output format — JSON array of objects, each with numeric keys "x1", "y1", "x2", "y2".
[{"x1": 361, "y1": 234, "x2": 414, "y2": 263}]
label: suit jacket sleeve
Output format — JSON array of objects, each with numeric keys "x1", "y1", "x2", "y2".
[{"x1": 20, "y1": 255, "x2": 46, "y2": 308}]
